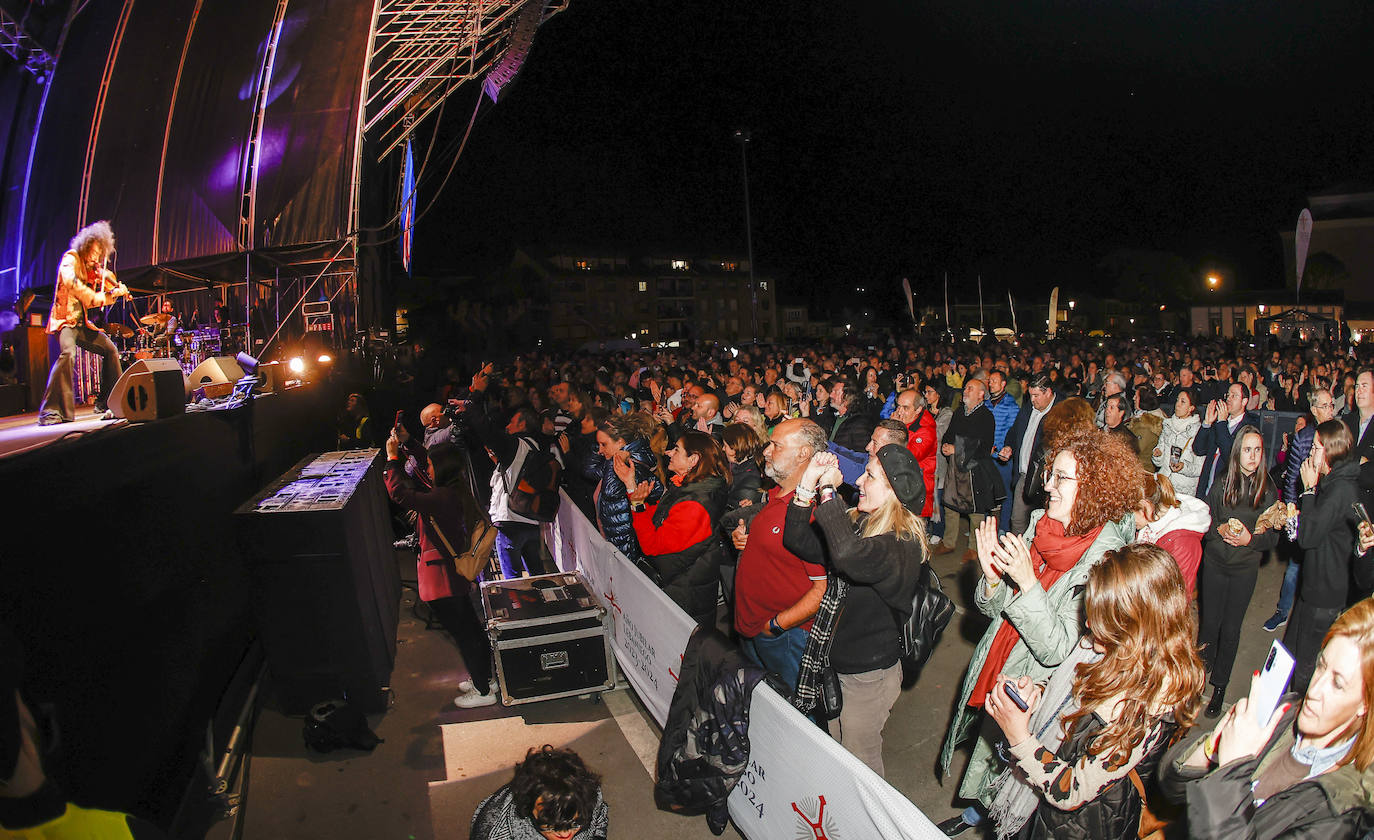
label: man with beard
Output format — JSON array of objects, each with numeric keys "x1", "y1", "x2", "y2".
[
  {"x1": 984, "y1": 369, "x2": 1019, "y2": 532},
  {"x1": 729, "y1": 418, "x2": 830, "y2": 691}
]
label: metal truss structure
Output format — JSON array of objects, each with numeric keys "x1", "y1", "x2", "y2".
[
  {"x1": 0, "y1": 5, "x2": 56, "y2": 83},
  {"x1": 364, "y1": 0, "x2": 567, "y2": 158}
]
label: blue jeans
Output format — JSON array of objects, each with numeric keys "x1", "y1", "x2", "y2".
[
  {"x1": 993, "y1": 460, "x2": 1014, "y2": 533},
  {"x1": 495, "y1": 522, "x2": 548, "y2": 579},
  {"x1": 1276, "y1": 549, "x2": 1299, "y2": 617},
  {"x1": 741, "y1": 626, "x2": 809, "y2": 693},
  {"x1": 929, "y1": 487, "x2": 945, "y2": 540}
]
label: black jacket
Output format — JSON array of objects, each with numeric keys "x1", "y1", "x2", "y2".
[
  {"x1": 644, "y1": 476, "x2": 729, "y2": 626},
  {"x1": 1346, "y1": 411, "x2": 1374, "y2": 515},
  {"x1": 828, "y1": 406, "x2": 877, "y2": 453},
  {"x1": 1006, "y1": 395, "x2": 1057, "y2": 483},
  {"x1": 654, "y1": 628, "x2": 766, "y2": 835},
  {"x1": 1192, "y1": 411, "x2": 1261, "y2": 498},
  {"x1": 726, "y1": 458, "x2": 762, "y2": 509},
  {"x1": 1025, "y1": 713, "x2": 1178, "y2": 840},
  {"x1": 781, "y1": 497, "x2": 922, "y2": 674},
  {"x1": 1202, "y1": 476, "x2": 1280, "y2": 572},
  {"x1": 1159, "y1": 696, "x2": 1374, "y2": 840},
  {"x1": 1297, "y1": 459, "x2": 1372, "y2": 608}
]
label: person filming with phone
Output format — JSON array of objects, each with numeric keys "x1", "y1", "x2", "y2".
[
  {"x1": 1160, "y1": 596, "x2": 1374, "y2": 839},
  {"x1": 982, "y1": 544, "x2": 1205, "y2": 840}
]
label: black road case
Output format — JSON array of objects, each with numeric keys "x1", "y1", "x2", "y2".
[{"x1": 481, "y1": 572, "x2": 617, "y2": 706}]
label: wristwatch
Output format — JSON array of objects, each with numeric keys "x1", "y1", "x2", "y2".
[
  {"x1": 818, "y1": 484, "x2": 837, "y2": 503},
  {"x1": 630, "y1": 500, "x2": 647, "y2": 512},
  {"x1": 768, "y1": 616, "x2": 784, "y2": 635}
]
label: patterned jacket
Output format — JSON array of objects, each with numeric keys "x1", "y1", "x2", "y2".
[{"x1": 46, "y1": 250, "x2": 116, "y2": 334}]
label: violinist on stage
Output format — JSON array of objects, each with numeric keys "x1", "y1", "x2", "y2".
[{"x1": 37, "y1": 221, "x2": 129, "y2": 426}]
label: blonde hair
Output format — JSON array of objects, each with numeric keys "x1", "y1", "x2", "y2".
[{"x1": 849, "y1": 492, "x2": 929, "y2": 550}]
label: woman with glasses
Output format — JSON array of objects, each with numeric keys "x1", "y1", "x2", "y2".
[
  {"x1": 984, "y1": 544, "x2": 1206, "y2": 840},
  {"x1": 616, "y1": 431, "x2": 731, "y2": 628},
  {"x1": 937, "y1": 427, "x2": 1144, "y2": 836},
  {"x1": 1197, "y1": 426, "x2": 1280, "y2": 719}
]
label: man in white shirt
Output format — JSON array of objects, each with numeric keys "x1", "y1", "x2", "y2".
[{"x1": 1001, "y1": 375, "x2": 1057, "y2": 534}]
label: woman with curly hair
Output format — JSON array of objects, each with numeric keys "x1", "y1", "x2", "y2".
[
  {"x1": 985, "y1": 543, "x2": 1206, "y2": 840},
  {"x1": 1019, "y1": 396, "x2": 1096, "y2": 519},
  {"x1": 1160, "y1": 596, "x2": 1374, "y2": 839},
  {"x1": 471, "y1": 745, "x2": 608, "y2": 840},
  {"x1": 937, "y1": 427, "x2": 1145, "y2": 836}
]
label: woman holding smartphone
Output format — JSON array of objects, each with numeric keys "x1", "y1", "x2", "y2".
[
  {"x1": 984, "y1": 544, "x2": 1205, "y2": 840},
  {"x1": 1160, "y1": 596, "x2": 1374, "y2": 839},
  {"x1": 1197, "y1": 426, "x2": 1281, "y2": 719},
  {"x1": 1152, "y1": 386, "x2": 1205, "y2": 497},
  {"x1": 1286, "y1": 420, "x2": 1371, "y2": 693},
  {"x1": 937, "y1": 427, "x2": 1143, "y2": 836}
]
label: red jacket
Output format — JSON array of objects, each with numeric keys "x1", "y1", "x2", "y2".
[
  {"x1": 905, "y1": 410, "x2": 938, "y2": 518},
  {"x1": 1156, "y1": 529, "x2": 1203, "y2": 597},
  {"x1": 385, "y1": 459, "x2": 472, "y2": 602}
]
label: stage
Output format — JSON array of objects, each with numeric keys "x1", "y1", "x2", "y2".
[{"x1": 0, "y1": 382, "x2": 343, "y2": 829}]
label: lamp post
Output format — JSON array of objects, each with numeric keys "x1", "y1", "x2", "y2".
[{"x1": 734, "y1": 129, "x2": 757, "y2": 343}]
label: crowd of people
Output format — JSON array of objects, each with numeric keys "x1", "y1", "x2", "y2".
[{"x1": 375, "y1": 331, "x2": 1374, "y2": 839}]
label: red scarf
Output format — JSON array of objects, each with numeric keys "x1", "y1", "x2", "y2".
[{"x1": 969, "y1": 516, "x2": 1104, "y2": 708}]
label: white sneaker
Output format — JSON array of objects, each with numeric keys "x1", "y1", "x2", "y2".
[
  {"x1": 454, "y1": 687, "x2": 497, "y2": 708},
  {"x1": 928, "y1": 536, "x2": 942, "y2": 545},
  {"x1": 456, "y1": 679, "x2": 475, "y2": 694}
]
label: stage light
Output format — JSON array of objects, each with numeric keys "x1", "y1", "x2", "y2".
[
  {"x1": 318, "y1": 354, "x2": 332, "y2": 363},
  {"x1": 236, "y1": 352, "x2": 260, "y2": 375},
  {"x1": 289, "y1": 357, "x2": 306, "y2": 375}
]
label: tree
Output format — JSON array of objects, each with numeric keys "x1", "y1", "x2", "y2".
[{"x1": 1096, "y1": 249, "x2": 1195, "y2": 306}]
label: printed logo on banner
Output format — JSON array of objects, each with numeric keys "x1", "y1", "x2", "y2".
[{"x1": 792, "y1": 795, "x2": 838, "y2": 840}]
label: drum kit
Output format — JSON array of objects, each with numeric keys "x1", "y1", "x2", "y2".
[{"x1": 110, "y1": 313, "x2": 230, "y2": 375}]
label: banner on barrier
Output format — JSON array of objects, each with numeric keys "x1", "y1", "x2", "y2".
[{"x1": 544, "y1": 492, "x2": 943, "y2": 840}]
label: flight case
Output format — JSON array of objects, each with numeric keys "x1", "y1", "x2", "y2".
[{"x1": 480, "y1": 572, "x2": 616, "y2": 705}]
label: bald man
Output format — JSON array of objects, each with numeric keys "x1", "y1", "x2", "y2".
[{"x1": 672, "y1": 389, "x2": 724, "y2": 441}]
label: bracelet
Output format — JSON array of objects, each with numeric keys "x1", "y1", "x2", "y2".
[
  {"x1": 793, "y1": 486, "x2": 816, "y2": 505},
  {"x1": 769, "y1": 616, "x2": 784, "y2": 635},
  {"x1": 818, "y1": 484, "x2": 837, "y2": 502}
]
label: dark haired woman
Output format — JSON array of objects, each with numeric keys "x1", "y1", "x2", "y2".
[
  {"x1": 617, "y1": 431, "x2": 731, "y2": 627},
  {"x1": 587, "y1": 412, "x2": 663, "y2": 566},
  {"x1": 1287, "y1": 420, "x2": 1371, "y2": 693},
  {"x1": 721, "y1": 422, "x2": 765, "y2": 509},
  {"x1": 471, "y1": 745, "x2": 608, "y2": 840},
  {"x1": 1197, "y1": 425, "x2": 1280, "y2": 718},
  {"x1": 385, "y1": 432, "x2": 495, "y2": 708}
]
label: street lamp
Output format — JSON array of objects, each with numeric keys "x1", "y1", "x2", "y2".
[
  {"x1": 1206, "y1": 275, "x2": 1220, "y2": 290},
  {"x1": 733, "y1": 129, "x2": 757, "y2": 343}
]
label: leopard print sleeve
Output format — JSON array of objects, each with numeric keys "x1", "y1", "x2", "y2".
[{"x1": 1006, "y1": 720, "x2": 1167, "y2": 811}]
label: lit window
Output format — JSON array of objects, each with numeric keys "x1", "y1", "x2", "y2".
[
  {"x1": 671, "y1": 259, "x2": 689, "y2": 271},
  {"x1": 759, "y1": 281, "x2": 768, "y2": 291},
  {"x1": 576, "y1": 260, "x2": 590, "y2": 271},
  {"x1": 722, "y1": 261, "x2": 737, "y2": 271},
  {"x1": 638, "y1": 281, "x2": 647, "y2": 292}
]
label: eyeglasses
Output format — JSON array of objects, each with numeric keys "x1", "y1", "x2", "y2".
[{"x1": 1043, "y1": 470, "x2": 1078, "y2": 487}]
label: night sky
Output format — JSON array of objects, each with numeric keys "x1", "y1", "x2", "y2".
[{"x1": 413, "y1": 0, "x2": 1374, "y2": 311}]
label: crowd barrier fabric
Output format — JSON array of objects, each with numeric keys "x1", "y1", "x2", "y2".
[{"x1": 544, "y1": 491, "x2": 944, "y2": 840}]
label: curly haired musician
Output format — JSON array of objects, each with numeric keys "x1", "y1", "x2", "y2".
[{"x1": 37, "y1": 221, "x2": 128, "y2": 425}]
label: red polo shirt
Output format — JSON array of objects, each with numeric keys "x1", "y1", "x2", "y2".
[{"x1": 733, "y1": 487, "x2": 828, "y2": 638}]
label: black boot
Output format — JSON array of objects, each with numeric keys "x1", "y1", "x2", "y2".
[{"x1": 1205, "y1": 685, "x2": 1226, "y2": 718}]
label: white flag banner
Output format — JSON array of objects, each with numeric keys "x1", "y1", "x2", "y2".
[
  {"x1": 544, "y1": 492, "x2": 943, "y2": 840},
  {"x1": 1295, "y1": 208, "x2": 1313, "y2": 295}
]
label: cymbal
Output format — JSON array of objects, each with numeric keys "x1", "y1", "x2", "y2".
[
  {"x1": 140, "y1": 313, "x2": 170, "y2": 325},
  {"x1": 106, "y1": 323, "x2": 135, "y2": 338}
]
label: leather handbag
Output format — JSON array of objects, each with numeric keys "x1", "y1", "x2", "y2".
[
  {"x1": 900, "y1": 560, "x2": 955, "y2": 668},
  {"x1": 429, "y1": 514, "x2": 499, "y2": 582}
]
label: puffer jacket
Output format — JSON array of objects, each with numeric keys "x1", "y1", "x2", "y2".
[
  {"x1": 985, "y1": 390, "x2": 1020, "y2": 449},
  {"x1": 1136, "y1": 492, "x2": 1211, "y2": 595},
  {"x1": 1024, "y1": 713, "x2": 1179, "y2": 840},
  {"x1": 1159, "y1": 696, "x2": 1374, "y2": 840},
  {"x1": 654, "y1": 628, "x2": 766, "y2": 835},
  {"x1": 589, "y1": 438, "x2": 663, "y2": 564},
  {"x1": 905, "y1": 409, "x2": 938, "y2": 518},
  {"x1": 1153, "y1": 413, "x2": 1204, "y2": 497},
  {"x1": 633, "y1": 475, "x2": 729, "y2": 626},
  {"x1": 726, "y1": 458, "x2": 762, "y2": 509}
]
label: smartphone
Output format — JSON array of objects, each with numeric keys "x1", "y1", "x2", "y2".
[
  {"x1": 1252, "y1": 640, "x2": 1295, "y2": 726},
  {"x1": 1002, "y1": 681, "x2": 1029, "y2": 712},
  {"x1": 1356, "y1": 502, "x2": 1372, "y2": 528},
  {"x1": 393, "y1": 410, "x2": 404, "y2": 430}
]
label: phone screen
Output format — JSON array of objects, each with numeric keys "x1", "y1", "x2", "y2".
[{"x1": 1252, "y1": 640, "x2": 1295, "y2": 726}]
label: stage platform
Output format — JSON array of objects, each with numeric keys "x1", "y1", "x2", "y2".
[{"x1": 0, "y1": 383, "x2": 343, "y2": 829}]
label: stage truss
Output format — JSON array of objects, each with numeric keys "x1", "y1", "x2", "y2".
[{"x1": 364, "y1": 0, "x2": 568, "y2": 158}]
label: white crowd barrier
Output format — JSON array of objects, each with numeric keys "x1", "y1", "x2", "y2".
[{"x1": 543, "y1": 491, "x2": 943, "y2": 839}]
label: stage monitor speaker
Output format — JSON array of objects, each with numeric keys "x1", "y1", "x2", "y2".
[
  {"x1": 110, "y1": 359, "x2": 186, "y2": 421},
  {"x1": 186, "y1": 356, "x2": 245, "y2": 397},
  {"x1": 257, "y1": 361, "x2": 285, "y2": 394}
]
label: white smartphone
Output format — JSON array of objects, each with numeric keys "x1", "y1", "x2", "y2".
[{"x1": 1252, "y1": 640, "x2": 1295, "y2": 726}]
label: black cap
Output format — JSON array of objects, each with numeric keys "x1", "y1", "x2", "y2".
[{"x1": 876, "y1": 444, "x2": 925, "y2": 513}]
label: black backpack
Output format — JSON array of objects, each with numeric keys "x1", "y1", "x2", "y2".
[
  {"x1": 900, "y1": 561, "x2": 954, "y2": 667},
  {"x1": 504, "y1": 437, "x2": 563, "y2": 522}
]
